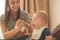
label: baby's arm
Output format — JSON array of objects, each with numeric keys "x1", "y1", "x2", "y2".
[
  {"x1": 45, "y1": 35, "x2": 52, "y2": 40},
  {"x1": 29, "y1": 37, "x2": 33, "y2": 40}
]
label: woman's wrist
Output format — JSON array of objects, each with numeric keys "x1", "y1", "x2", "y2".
[{"x1": 15, "y1": 26, "x2": 21, "y2": 32}]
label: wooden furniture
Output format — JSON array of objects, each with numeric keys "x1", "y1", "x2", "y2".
[{"x1": 52, "y1": 24, "x2": 60, "y2": 40}]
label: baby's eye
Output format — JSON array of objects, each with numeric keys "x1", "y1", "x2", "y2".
[
  {"x1": 11, "y1": 2, "x2": 15, "y2": 4},
  {"x1": 16, "y1": 1, "x2": 19, "y2": 4},
  {"x1": 34, "y1": 20, "x2": 36, "y2": 21}
]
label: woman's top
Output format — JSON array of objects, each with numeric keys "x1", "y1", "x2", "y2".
[{"x1": 0, "y1": 10, "x2": 32, "y2": 40}]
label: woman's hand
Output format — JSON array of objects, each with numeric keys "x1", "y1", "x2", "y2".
[
  {"x1": 15, "y1": 19, "x2": 23, "y2": 30},
  {"x1": 1, "y1": 19, "x2": 23, "y2": 39}
]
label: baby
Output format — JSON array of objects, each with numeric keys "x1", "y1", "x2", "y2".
[{"x1": 30, "y1": 11, "x2": 52, "y2": 40}]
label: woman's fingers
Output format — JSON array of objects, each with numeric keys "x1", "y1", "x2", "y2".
[
  {"x1": 15, "y1": 19, "x2": 23, "y2": 29},
  {"x1": 16, "y1": 19, "x2": 23, "y2": 26}
]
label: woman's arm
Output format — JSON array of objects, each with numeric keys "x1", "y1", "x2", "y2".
[
  {"x1": 1, "y1": 23, "x2": 20, "y2": 39},
  {"x1": 0, "y1": 19, "x2": 23, "y2": 39}
]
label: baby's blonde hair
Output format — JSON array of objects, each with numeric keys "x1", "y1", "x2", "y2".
[{"x1": 35, "y1": 10, "x2": 48, "y2": 23}]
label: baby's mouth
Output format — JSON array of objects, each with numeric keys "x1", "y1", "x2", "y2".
[
  {"x1": 13, "y1": 7, "x2": 18, "y2": 9},
  {"x1": 14, "y1": 8, "x2": 18, "y2": 9}
]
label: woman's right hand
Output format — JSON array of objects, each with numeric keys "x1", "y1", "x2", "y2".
[{"x1": 15, "y1": 19, "x2": 23, "y2": 30}]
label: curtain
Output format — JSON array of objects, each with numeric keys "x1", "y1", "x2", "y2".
[{"x1": 20, "y1": 0, "x2": 49, "y2": 16}]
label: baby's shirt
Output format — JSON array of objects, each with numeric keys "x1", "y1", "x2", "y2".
[
  {"x1": 39, "y1": 28, "x2": 51, "y2": 40},
  {"x1": 31, "y1": 26, "x2": 51, "y2": 40}
]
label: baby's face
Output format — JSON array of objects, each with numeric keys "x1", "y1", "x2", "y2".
[{"x1": 31, "y1": 14, "x2": 44, "y2": 29}]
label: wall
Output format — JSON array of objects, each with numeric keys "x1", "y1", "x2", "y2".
[{"x1": 49, "y1": 0, "x2": 60, "y2": 31}]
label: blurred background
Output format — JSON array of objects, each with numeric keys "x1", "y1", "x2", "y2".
[
  {"x1": 0, "y1": 0, "x2": 5, "y2": 16},
  {"x1": 0, "y1": 0, "x2": 60, "y2": 32}
]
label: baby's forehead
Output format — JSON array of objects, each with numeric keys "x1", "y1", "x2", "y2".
[
  {"x1": 32, "y1": 14, "x2": 40, "y2": 20},
  {"x1": 33, "y1": 14, "x2": 40, "y2": 18}
]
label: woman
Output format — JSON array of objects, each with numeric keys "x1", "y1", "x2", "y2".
[{"x1": 0, "y1": 0, "x2": 31, "y2": 40}]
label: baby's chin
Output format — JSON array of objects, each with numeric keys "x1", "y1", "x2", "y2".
[
  {"x1": 34, "y1": 26, "x2": 40, "y2": 29},
  {"x1": 33, "y1": 24, "x2": 41, "y2": 29}
]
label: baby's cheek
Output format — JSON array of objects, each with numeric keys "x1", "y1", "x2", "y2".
[
  {"x1": 34, "y1": 23, "x2": 38, "y2": 28},
  {"x1": 36, "y1": 23, "x2": 41, "y2": 28}
]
